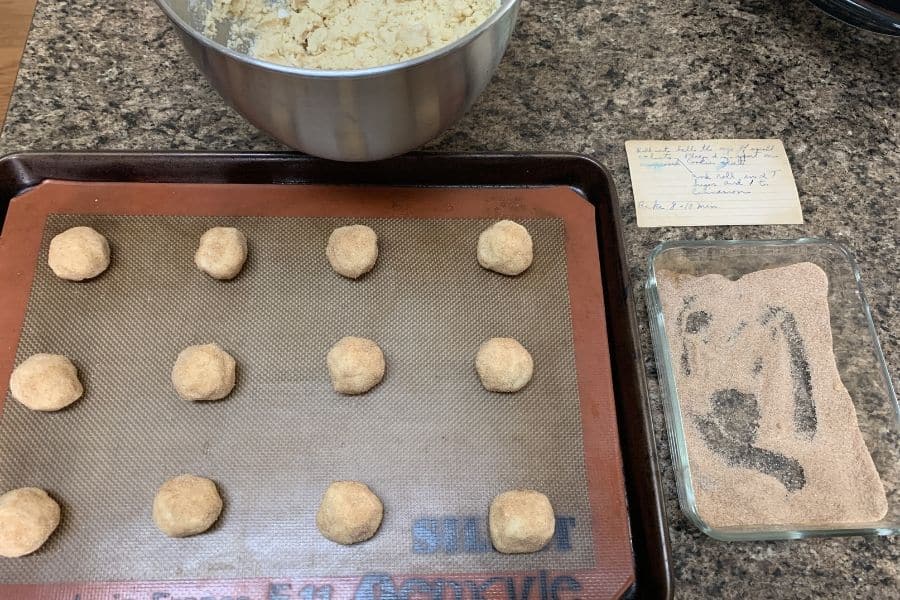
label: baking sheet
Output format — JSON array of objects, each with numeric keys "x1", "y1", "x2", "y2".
[{"x1": 0, "y1": 182, "x2": 633, "y2": 596}]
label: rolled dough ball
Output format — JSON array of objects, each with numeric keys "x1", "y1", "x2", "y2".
[
  {"x1": 477, "y1": 220, "x2": 533, "y2": 276},
  {"x1": 316, "y1": 481, "x2": 383, "y2": 545},
  {"x1": 326, "y1": 225, "x2": 378, "y2": 279},
  {"x1": 171, "y1": 343, "x2": 236, "y2": 401},
  {"x1": 9, "y1": 353, "x2": 83, "y2": 411},
  {"x1": 327, "y1": 337, "x2": 385, "y2": 395},
  {"x1": 152, "y1": 475, "x2": 223, "y2": 538},
  {"x1": 489, "y1": 489, "x2": 555, "y2": 554},
  {"x1": 194, "y1": 227, "x2": 248, "y2": 280},
  {"x1": 0, "y1": 487, "x2": 61, "y2": 558},
  {"x1": 475, "y1": 337, "x2": 534, "y2": 392},
  {"x1": 48, "y1": 226, "x2": 110, "y2": 281}
]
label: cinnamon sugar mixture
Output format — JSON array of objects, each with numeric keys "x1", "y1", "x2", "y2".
[{"x1": 657, "y1": 262, "x2": 887, "y2": 528}]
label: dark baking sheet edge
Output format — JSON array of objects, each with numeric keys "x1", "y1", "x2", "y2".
[{"x1": 0, "y1": 151, "x2": 673, "y2": 599}]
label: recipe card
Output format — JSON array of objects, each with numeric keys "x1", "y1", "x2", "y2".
[{"x1": 625, "y1": 139, "x2": 803, "y2": 227}]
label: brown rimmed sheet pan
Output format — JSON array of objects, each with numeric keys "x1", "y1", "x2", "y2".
[{"x1": 0, "y1": 152, "x2": 671, "y2": 599}]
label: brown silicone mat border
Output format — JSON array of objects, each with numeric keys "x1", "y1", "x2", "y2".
[
  {"x1": 0, "y1": 152, "x2": 673, "y2": 599},
  {"x1": 0, "y1": 183, "x2": 629, "y2": 588}
]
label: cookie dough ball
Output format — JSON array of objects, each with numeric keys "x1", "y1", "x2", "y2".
[
  {"x1": 48, "y1": 226, "x2": 110, "y2": 281},
  {"x1": 327, "y1": 337, "x2": 385, "y2": 395},
  {"x1": 152, "y1": 475, "x2": 223, "y2": 538},
  {"x1": 9, "y1": 353, "x2": 83, "y2": 411},
  {"x1": 0, "y1": 487, "x2": 61, "y2": 557},
  {"x1": 326, "y1": 225, "x2": 378, "y2": 279},
  {"x1": 489, "y1": 489, "x2": 555, "y2": 554},
  {"x1": 316, "y1": 481, "x2": 383, "y2": 545},
  {"x1": 475, "y1": 338, "x2": 534, "y2": 392},
  {"x1": 194, "y1": 227, "x2": 248, "y2": 280},
  {"x1": 171, "y1": 343, "x2": 236, "y2": 401},
  {"x1": 477, "y1": 220, "x2": 533, "y2": 276}
]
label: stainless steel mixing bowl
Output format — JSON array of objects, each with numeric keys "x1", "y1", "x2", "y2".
[{"x1": 155, "y1": 0, "x2": 520, "y2": 161}]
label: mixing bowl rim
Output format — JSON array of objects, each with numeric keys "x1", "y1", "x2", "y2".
[{"x1": 154, "y1": 0, "x2": 520, "y2": 79}]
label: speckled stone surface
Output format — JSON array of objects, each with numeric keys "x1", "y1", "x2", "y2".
[{"x1": 1, "y1": 0, "x2": 898, "y2": 597}]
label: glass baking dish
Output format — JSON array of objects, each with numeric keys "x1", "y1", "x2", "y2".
[{"x1": 646, "y1": 238, "x2": 899, "y2": 541}]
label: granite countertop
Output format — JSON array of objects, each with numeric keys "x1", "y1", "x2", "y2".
[{"x1": 1, "y1": 0, "x2": 897, "y2": 597}]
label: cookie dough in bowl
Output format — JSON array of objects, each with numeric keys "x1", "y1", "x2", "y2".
[
  {"x1": 205, "y1": 0, "x2": 501, "y2": 70},
  {"x1": 155, "y1": 0, "x2": 521, "y2": 160}
]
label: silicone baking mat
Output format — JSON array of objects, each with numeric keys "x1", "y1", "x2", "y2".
[{"x1": 0, "y1": 181, "x2": 634, "y2": 598}]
